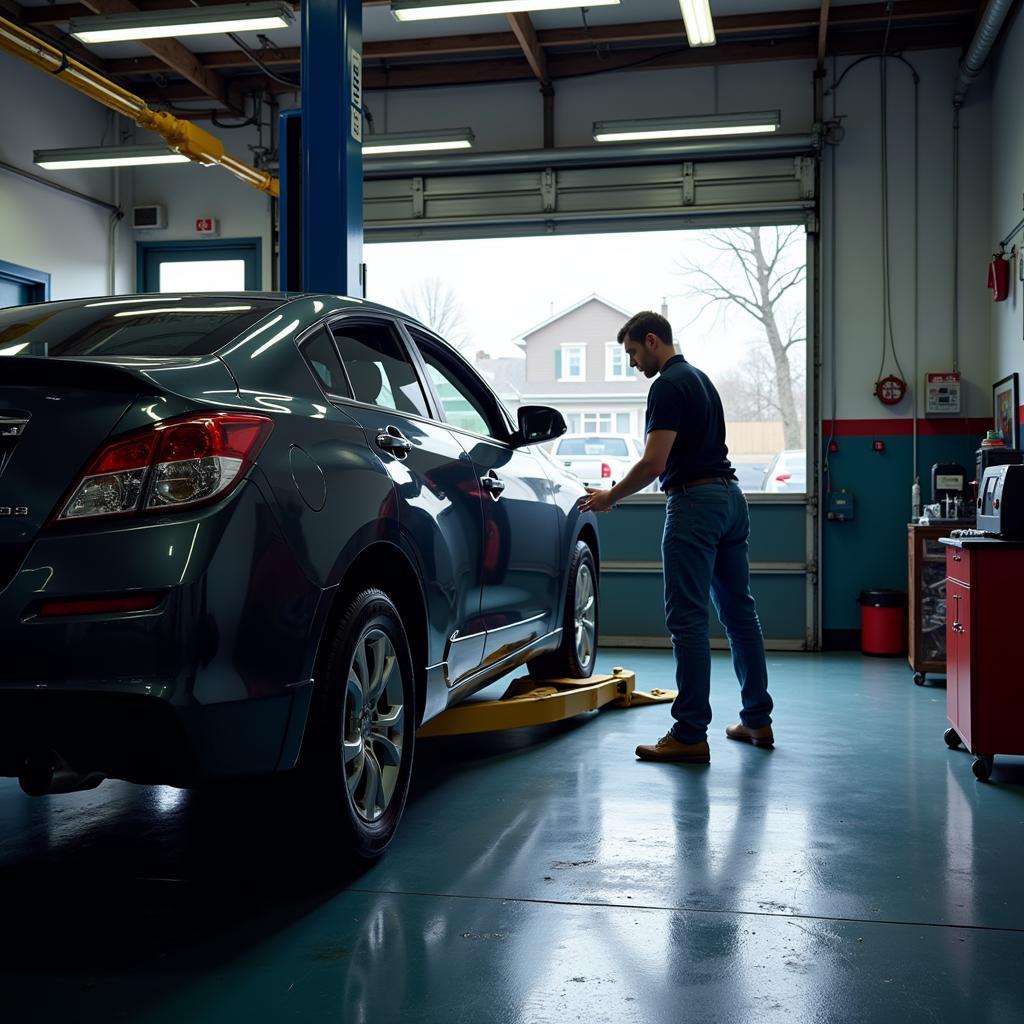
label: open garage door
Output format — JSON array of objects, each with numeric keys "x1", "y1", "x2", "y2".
[{"x1": 363, "y1": 141, "x2": 819, "y2": 650}]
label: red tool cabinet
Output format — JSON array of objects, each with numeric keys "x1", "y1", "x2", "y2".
[{"x1": 940, "y1": 537, "x2": 1024, "y2": 780}]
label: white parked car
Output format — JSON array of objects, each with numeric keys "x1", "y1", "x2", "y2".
[
  {"x1": 551, "y1": 434, "x2": 658, "y2": 493},
  {"x1": 761, "y1": 449, "x2": 807, "y2": 493}
]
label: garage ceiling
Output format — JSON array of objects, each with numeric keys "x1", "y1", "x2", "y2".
[{"x1": 0, "y1": 0, "x2": 978, "y2": 117}]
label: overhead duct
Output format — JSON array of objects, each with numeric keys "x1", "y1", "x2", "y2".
[{"x1": 954, "y1": 0, "x2": 1014, "y2": 105}]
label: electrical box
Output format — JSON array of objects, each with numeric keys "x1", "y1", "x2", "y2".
[
  {"x1": 827, "y1": 489, "x2": 855, "y2": 521},
  {"x1": 925, "y1": 372, "x2": 961, "y2": 416},
  {"x1": 132, "y1": 204, "x2": 166, "y2": 230}
]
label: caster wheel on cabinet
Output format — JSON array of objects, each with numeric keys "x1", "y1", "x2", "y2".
[
  {"x1": 943, "y1": 727, "x2": 961, "y2": 750},
  {"x1": 913, "y1": 673, "x2": 926, "y2": 686},
  {"x1": 971, "y1": 756, "x2": 994, "y2": 782}
]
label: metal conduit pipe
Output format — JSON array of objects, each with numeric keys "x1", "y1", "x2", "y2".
[
  {"x1": 0, "y1": 16, "x2": 279, "y2": 197},
  {"x1": 364, "y1": 134, "x2": 818, "y2": 179},
  {"x1": 955, "y1": 0, "x2": 1014, "y2": 105}
]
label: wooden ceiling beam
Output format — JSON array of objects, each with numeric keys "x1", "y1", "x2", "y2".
[
  {"x1": 817, "y1": 0, "x2": 830, "y2": 69},
  {"x1": 506, "y1": 12, "x2": 548, "y2": 85},
  {"x1": 135, "y1": 23, "x2": 968, "y2": 100}
]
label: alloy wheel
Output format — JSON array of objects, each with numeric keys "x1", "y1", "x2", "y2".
[
  {"x1": 342, "y1": 628, "x2": 405, "y2": 822},
  {"x1": 574, "y1": 562, "x2": 596, "y2": 671}
]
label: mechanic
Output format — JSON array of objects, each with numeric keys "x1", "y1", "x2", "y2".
[{"x1": 577, "y1": 310, "x2": 774, "y2": 764}]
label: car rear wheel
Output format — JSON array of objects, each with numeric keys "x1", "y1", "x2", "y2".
[
  {"x1": 528, "y1": 541, "x2": 598, "y2": 680},
  {"x1": 305, "y1": 589, "x2": 415, "y2": 859}
]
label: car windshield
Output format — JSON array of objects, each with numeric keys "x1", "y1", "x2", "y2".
[
  {"x1": 557, "y1": 437, "x2": 629, "y2": 457},
  {"x1": 0, "y1": 296, "x2": 285, "y2": 359}
]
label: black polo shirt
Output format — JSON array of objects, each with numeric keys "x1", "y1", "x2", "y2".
[{"x1": 645, "y1": 355, "x2": 734, "y2": 492}]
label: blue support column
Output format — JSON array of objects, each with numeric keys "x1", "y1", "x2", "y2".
[{"x1": 300, "y1": 0, "x2": 363, "y2": 296}]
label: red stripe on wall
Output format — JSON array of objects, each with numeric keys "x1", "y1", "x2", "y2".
[{"x1": 821, "y1": 418, "x2": 992, "y2": 437}]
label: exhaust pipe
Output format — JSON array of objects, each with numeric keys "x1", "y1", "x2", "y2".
[{"x1": 19, "y1": 751, "x2": 106, "y2": 797}]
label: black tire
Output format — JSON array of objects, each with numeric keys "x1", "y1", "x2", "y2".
[
  {"x1": 304, "y1": 588, "x2": 415, "y2": 859},
  {"x1": 972, "y1": 756, "x2": 993, "y2": 782},
  {"x1": 943, "y1": 727, "x2": 961, "y2": 750},
  {"x1": 913, "y1": 672, "x2": 925, "y2": 686},
  {"x1": 528, "y1": 540, "x2": 598, "y2": 680}
]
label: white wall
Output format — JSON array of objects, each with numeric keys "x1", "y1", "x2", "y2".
[
  {"x1": 824, "y1": 48, "x2": 992, "y2": 422},
  {"x1": 990, "y1": 4, "x2": 1024, "y2": 391},
  {"x1": 130, "y1": 118, "x2": 276, "y2": 289},
  {"x1": 0, "y1": 53, "x2": 133, "y2": 298}
]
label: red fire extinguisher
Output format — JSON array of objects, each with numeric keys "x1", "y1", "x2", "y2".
[{"x1": 988, "y1": 252, "x2": 1010, "y2": 302}]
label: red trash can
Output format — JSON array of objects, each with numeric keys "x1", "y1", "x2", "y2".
[{"x1": 858, "y1": 589, "x2": 907, "y2": 656}]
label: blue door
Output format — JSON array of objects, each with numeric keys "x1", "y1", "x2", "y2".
[{"x1": 0, "y1": 261, "x2": 50, "y2": 308}]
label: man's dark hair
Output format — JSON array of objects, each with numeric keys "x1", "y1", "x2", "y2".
[{"x1": 617, "y1": 310, "x2": 673, "y2": 347}]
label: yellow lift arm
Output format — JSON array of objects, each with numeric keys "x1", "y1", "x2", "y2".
[
  {"x1": 0, "y1": 16, "x2": 279, "y2": 198},
  {"x1": 417, "y1": 667, "x2": 675, "y2": 739}
]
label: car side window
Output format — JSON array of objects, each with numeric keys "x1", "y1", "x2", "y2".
[
  {"x1": 331, "y1": 321, "x2": 430, "y2": 418},
  {"x1": 299, "y1": 327, "x2": 352, "y2": 399},
  {"x1": 407, "y1": 328, "x2": 505, "y2": 439}
]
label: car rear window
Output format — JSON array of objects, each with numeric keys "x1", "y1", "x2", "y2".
[
  {"x1": 0, "y1": 297, "x2": 284, "y2": 359},
  {"x1": 557, "y1": 438, "x2": 629, "y2": 457}
]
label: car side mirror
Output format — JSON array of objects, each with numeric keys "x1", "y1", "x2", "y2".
[{"x1": 513, "y1": 405, "x2": 566, "y2": 447}]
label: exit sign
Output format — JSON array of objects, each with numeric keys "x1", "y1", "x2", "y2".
[{"x1": 195, "y1": 217, "x2": 218, "y2": 235}]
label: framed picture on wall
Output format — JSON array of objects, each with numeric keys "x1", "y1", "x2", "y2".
[{"x1": 993, "y1": 373, "x2": 1020, "y2": 447}]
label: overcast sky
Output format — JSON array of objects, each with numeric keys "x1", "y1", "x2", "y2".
[{"x1": 365, "y1": 227, "x2": 806, "y2": 376}]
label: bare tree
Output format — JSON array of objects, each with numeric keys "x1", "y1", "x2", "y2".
[
  {"x1": 718, "y1": 347, "x2": 806, "y2": 426},
  {"x1": 679, "y1": 227, "x2": 805, "y2": 448},
  {"x1": 400, "y1": 276, "x2": 469, "y2": 351}
]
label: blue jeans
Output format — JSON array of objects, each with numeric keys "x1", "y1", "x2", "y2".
[{"x1": 662, "y1": 480, "x2": 773, "y2": 744}]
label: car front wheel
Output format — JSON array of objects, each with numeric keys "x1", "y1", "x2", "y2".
[
  {"x1": 528, "y1": 540, "x2": 598, "y2": 680},
  {"x1": 306, "y1": 588, "x2": 415, "y2": 859}
]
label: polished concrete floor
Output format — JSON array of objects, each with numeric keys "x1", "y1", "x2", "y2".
[{"x1": 1, "y1": 651, "x2": 1022, "y2": 1023}]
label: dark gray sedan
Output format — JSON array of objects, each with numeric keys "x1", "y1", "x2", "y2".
[{"x1": 0, "y1": 293, "x2": 600, "y2": 856}]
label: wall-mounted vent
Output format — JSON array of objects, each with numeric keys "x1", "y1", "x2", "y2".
[{"x1": 132, "y1": 204, "x2": 166, "y2": 230}]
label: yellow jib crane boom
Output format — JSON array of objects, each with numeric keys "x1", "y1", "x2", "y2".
[{"x1": 0, "y1": 15, "x2": 279, "y2": 198}]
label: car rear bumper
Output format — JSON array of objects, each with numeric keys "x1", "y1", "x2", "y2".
[{"x1": 0, "y1": 479, "x2": 324, "y2": 784}]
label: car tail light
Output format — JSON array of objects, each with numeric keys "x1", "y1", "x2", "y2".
[
  {"x1": 601, "y1": 463, "x2": 612, "y2": 479},
  {"x1": 37, "y1": 593, "x2": 164, "y2": 617},
  {"x1": 57, "y1": 413, "x2": 273, "y2": 522},
  {"x1": 776, "y1": 473, "x2": 792, "y2": 483}
]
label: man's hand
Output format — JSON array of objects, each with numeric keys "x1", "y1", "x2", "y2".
[{"x1": 578, "y1": 487, "x2": 615, "y2": 514}]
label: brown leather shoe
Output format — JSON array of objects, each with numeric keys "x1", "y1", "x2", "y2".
[
  {"x1": 725, "y1": 723, "x2": 774, "y2": 748},
  {"x1": 635, "y1": 733, "x2": 710, "y2": 763}
]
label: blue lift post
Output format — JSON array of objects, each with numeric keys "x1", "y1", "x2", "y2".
[{"x1": 281, "y1": 0, "x2": 363, "y2": 295}]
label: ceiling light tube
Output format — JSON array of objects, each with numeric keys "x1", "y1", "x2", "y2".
[
  {"x1": 593, "y1": 111, "x2": 782, "y2": 143},
  {"x1": 70, "y1": 2, "x2": 293, "y2": 43},
  {"x1": 679, "y1": 0, "x2": 716, "y2": 46},
  {"x1": 392, "y1": 0, "x2": 618, "y2": 22},
  {"x1": 34, "y1": 145, "x2": 190, "y2": 169},
  {"x1": 362, "y1": 128, "x2": 476, "y2": 156}
]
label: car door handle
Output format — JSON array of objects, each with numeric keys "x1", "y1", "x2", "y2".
[
  {"x1": 376, "y1": 428, "x2": 412, "y2": 457},
  {"x1": 480, "y1": 475, "x2": 506, "y2": 496}
]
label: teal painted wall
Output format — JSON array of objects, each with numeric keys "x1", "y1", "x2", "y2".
[{"x1": 821, "y1": 430, "x2": 981, "y2": 632}]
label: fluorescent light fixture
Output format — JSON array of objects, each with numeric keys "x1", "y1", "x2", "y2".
[
  {"x1": 34, "y1": 145, "x2": 189, "y2": 170},
  {"x1": 392, "y1": 0, "x2": 618, "y2": 22},
  {"x1": 70, "y1": 2, "x2": 292, "y2": 43},
  {"x1": 593, "y1": 111, "x2": 782, "y2": 143},
  {"x1": 679, "y1": 0, "x2": 716, "y2": 46},
  {"x1": 0, "y1": 343, "x2": 29, "y2": 356},
  {"x1": 363, "y1": 128, "x2": 475, "y2": 156}
]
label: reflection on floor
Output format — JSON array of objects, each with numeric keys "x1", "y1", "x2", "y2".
[{"x1": 0, "y1": 651, "x2": 1021, "y2": 1022}]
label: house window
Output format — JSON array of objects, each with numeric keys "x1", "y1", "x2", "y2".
[
  {"x1": 606, "y1": 344, "x2": 631, "y2": 381},
  {"x1": 557, "y1": 344, "x2": 586, "y2": 381},
  {"x1": 582, "y1": 412, "x2": 614, "y2": 433},
  {"x1": 616, "y1": 412, "x2": 631, "y2": 434},
  {"x1": 567, "y1": 413, "x2": 581, "y2": 433}
]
